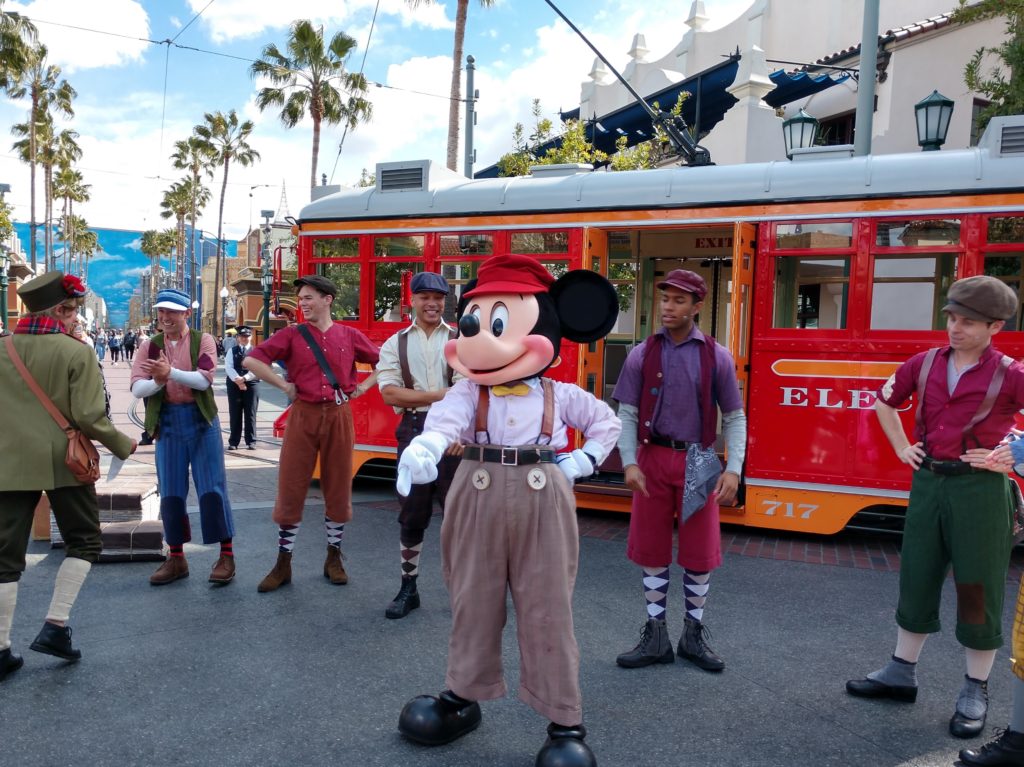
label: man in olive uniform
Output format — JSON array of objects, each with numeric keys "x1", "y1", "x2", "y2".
[
  {"x1": 0, "y1": 271, "x2": 136, "y2": 679},
  {"x1": 847, "y1": 275, "x2": 1024, "y2": 740}
]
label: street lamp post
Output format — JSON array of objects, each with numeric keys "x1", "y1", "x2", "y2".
[
  {"x1": 0, "y1": 248, "x2": 9, "y2": 331},
  {"x1": 260, "y1": 209, "x2": 274, "y2": 340},
  {"x1": 219, "y1": 286, "x2": 229, "y2": 340}
]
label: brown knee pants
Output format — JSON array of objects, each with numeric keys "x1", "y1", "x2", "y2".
[
  {"x1": 273, "y1": 400, "x2": 354, "y2": 525},
  {"x1": 440, "y1": 456, "x2": 582, "y2": 725}
]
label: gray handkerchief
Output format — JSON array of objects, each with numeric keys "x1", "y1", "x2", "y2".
[{"x1": 681, "y1": 444, "x2": 722, "y2": 522}]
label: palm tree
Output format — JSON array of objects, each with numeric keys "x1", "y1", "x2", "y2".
[
  {"x1": 6, "y1": 43, "x2": 75, "y2": 270},
  {"x1": 170, "y1": 135, "x2": 215, "y2": 300},
  {"x1": 251, "y1": 19, "x2": 372, "y2": 192},
  {"x1": 0, "y1": 0, "x2": 37, "y2": 91},
  {"x1": 406, "y1": 0, "x2": 494, "y2": 171},
  {"x1": 18, "y1": 120, "x2": 81, "y2": 269},
  {"x1": 160, "y1": 180, "x2": 199, "y2": 288},
  {"x1": 193, "y1": 110, "x2": 259, "y2": 336},
  {"x1": 59, "y1": 214, "x2": 97, "y2": 280},
  {"x1": 52, "y1": 164, "x2": 89, "y2": 272}
]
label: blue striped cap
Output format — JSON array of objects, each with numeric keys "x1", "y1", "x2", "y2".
[{"x1": 154, "y1": 288, "x2": 191, "y2": 311}]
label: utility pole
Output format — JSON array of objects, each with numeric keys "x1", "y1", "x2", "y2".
[
  {"x1": 464, "y1": 55, "x2": 478, "y2": 179},
  {"x1": 853, "y1": 0, "x2": 880, "y2": 157}
]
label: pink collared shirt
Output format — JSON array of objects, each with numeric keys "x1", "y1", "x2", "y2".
[
  {"x1": 424, "y1": 378, "x2": 621, "y2": 460},
  {"x1": 131, "y1": 331, "x2": 217, "y2": 404}
]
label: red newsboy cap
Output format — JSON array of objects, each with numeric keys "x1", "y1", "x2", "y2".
[{"x1": 464, "y1": 254, "x2": 555, "y2": 297}]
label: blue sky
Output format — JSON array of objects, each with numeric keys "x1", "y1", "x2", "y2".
[{"x1": 0, "y1": 0, "x2": 751, "y2": 241}]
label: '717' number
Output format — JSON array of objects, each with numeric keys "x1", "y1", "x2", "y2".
[{"x1": 760, "y1": 500, "x2": 817, "y2": 519}]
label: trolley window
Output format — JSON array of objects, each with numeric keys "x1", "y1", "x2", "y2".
[
  {"x1": 988, "y1": 217, "x2": 1024, "y2": 243},
  {"x1": 875, "y1": 219, "x2": 960, "y2": 248},
  {"x1": 374, "y1": 262, "x2": 423, "y2": 322},
  {"x1": 511, "y1": 231, "x2": 569, "y2": 254},
  {"x1": 983, "y1": 255, "x2": 1024, "y2": 330},
  {"x1": 439, "y1": 233, "x2": 494, "y2": 256},
  {"x1": 774, "y1": 223, "x2": 853, "y2": 250},
  {"x1": 311, "y1": 237, "x2": 359, "y2": 260},
  {"x1": 320, "y1": 263, "x2": 361, "y2": 321},
  {"x1": 870, "y1": 254, "x2": 955, "y2": 330},
  {"x1": 773, "y1": 256, "x2": 850, "y2": 330},
  {"x1": 374, "y1": 236, "x2": 425, "y2": 258},
  {"x1": 439, "y1": 261, "x2": 484, "y2": 324}
]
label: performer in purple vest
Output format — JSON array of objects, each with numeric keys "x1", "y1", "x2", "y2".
[{"x1": 612, "y1": 268, "x2": 746, "y2": 672}]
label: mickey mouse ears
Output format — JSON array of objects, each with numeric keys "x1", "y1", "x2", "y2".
[{"x1": 550, "y1": 270, "x2": 619, "y2": 343}]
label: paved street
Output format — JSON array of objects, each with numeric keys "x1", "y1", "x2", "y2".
[{"x1": 2, "y1": 357, "x2": 1023, "y2": 766}]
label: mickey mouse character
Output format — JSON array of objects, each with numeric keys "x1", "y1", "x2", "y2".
[{"x1": 396, "y1": 254, "x2": 622, "y2": 766}]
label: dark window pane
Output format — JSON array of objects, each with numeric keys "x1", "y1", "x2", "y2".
[
  {"x1": 773, "y1": 257, "x2": 849, "y2": 329},
  {"x1": 988, "y1": 217, "x2": 1024, "y2": 244},
  {"x1": 313, "y1": 237, "x2": 359, "y2": 258},
  {"x1": 320, "y1": 263, "x2": 361, "y2": 320},
  {"x1": 511, "y1": 231, "x2": 569, "y2": 254},
  {"x1": 374, "y1": 236, "x2": 424, "y2": 257},
  {"x1": 439, "y1": 233, "x2": 493, "y2": 255}
]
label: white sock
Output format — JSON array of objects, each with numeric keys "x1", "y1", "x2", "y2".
[
  {"x1": 894, "y1": 627, "x2": 927, "y2": 663},
  {"x1": 45, "y1": 558, "x2": 92, "y2": 624},
  {"x1": 0, "y1": 582, "x2": 17, "y2": 651},
  {"x1": 965, "y1": 647, "x2": 997, "y2": 682}
]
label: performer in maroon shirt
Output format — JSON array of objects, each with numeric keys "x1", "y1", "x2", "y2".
[{"x1": 244, "y1": 274, "x2": 379, "y2": 593}]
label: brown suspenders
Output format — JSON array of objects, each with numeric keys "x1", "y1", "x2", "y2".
[{"x1": 398, "y1": 326, "x2": 457, "y2": 392}]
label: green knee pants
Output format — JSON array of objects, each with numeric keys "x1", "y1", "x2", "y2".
[
  {"x1": 0, "y1": 485, "x2": 101, "y2": 583},
  {"x1": 896, "y1": 468, "x2": 1014, "y2": 650}
]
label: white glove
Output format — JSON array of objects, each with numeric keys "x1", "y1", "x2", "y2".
[
  {"x1": 396, "y1": 432, "x2": 448, "y2": 496},
  {"x1": 556, "y1": 449, "x2": 597, "y2": 483}
]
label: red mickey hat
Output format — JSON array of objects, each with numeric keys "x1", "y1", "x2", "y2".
[{"x1": 463, "y1": 254, "x2": 554, "y2": 297}]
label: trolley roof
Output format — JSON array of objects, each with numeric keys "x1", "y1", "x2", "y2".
[{"x1": 299, "y1": 117, "x2": 1024, "y2": 226}]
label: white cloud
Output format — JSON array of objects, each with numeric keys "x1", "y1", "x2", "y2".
[
  {"x1": 110, "y1": 280, "x2": 133, "y2": 290},
  {"x1": 187, "y1": 0, "x2": 453, "y2": 44},
  {"x1": 124, "y1": 267, "x2": 148, "y2": 277},
  {"x1": 12, "y1": 0, "x2": 151, "y2": 73},
  {"x1": 89, "y1": 249, "x2": 123, "y2": 262}
]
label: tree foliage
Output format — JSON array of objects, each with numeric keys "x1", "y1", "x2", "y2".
[
  {"x1": 953, "y1": 0, "x2": 1024, "y2": 131},
  {"x1": 251, "y1": 19, "x2": 372, "y2": 192}
]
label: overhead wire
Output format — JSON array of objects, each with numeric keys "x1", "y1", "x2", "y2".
[{"x1": 330, "y1": 0, "x2": 381, "y2": 185}]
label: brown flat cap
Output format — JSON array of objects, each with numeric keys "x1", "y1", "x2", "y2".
[
  {"x1": 293, "y1": 274, "x2": 338, "y2": 298},
  {"x1": 942, "y1": 276, "x2": 1019, "y2": 322}
]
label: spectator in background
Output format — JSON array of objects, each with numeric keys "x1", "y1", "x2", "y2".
[
  {"x1": 225, "y1": 327, "x2": 259, "y2": 451},
  {"x1": 95, "y1": 331, "x2": 106, "y2": 364},
  {"x1": 108, "y1": 332, "x2": 121, "y2": 365},
  {"x1": 122, "y1": 330, "x2": 136, "y2": 362}
]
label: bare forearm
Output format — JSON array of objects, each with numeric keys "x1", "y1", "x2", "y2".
[
  {"x1": 244, "y1": 357, "x2": 287, "y2": 391},
  {"x1": 381, "y1": 386, "x2": 446, "y2": 409},
  {"x1": 875, "y1": 401, "x2": 910, "y2": 454}
]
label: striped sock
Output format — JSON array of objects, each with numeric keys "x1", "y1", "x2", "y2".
[
  {"x1": 278, "y1": 524, "x2": 300, "y2": 553},
  {"x1": 642, "y1": 566, "x2": 670, "y2": 620},
  {"x1": 169, "y1": 544, "x2": 184, "y2": 559},
  {"x1": 401, "y1": 541, "x2": 424, "y2": 577},
  {"x1": 683, "y1": 569, "x2": 711, "y2": 622},
  {"x1": 220, "y1": 538, "x2": 233, "y2": 558},
  {"x1": 325, "y1": 517, "x2": 345, "y2": 549}
]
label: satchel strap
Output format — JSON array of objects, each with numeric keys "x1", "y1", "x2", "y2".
[
  {"x1": 297, "y1": 323, "x2": 347, "y2": 403},
  {"x1": 3, "y1": 335, "x2": 74, "y2": 433}
]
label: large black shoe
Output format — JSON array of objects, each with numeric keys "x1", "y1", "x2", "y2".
[
  {"x1": 951, "y1": 677, "x2": 989, "y2": 739},
  {"x1": 616, "y1": 618, "x2": 674, "y2": 668},
  {"x1": 960, "y1": 728, "x2": 1024, "y2": 765},
  {"x1": 398, "y1": 689, "x2": 482, "y2": 746},
  {"x1": 29, "y1": 622, "x2": 81, "y2": 662},
  {"x1": 0, "y1": 647, "x2": 24, "y2": 681},
  {"x1": 677, "y1": 616, "x2": 725, "y2": 672},
  {"x1": 535, "y1": 723, "x2": 597, "y2": 767},
  {"x1": 386, "y1": 575, "x2": 420, "y2": 619},
  {"x1": 845, "y1": 677, "x2": 918, "y2": 702}
]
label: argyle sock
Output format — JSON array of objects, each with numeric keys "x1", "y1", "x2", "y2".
[
  {"x1": 400, "y1": 529, "x2": 425, "y2": 578},
  {"x1": 168, "y1": 544, "x2": 184, "y2": 559},
  {"x1": 683, "y1": 569, "x2": 711, "y2": 623},
  {"x1": 642, "y1": 566, "x2": 670, "y2": 620},
  {"x1": 0, "y1": 582, "x2": 16, "y2": 651},
  {"x1": 46, "y1": 557, "x2": 91, "y2": 624},
  {"x1": 220, "y1": 539, "x2": 234, "y2": 558},
  {"x1": 278, "y1": 523, "x2": 300, "y2": 553},
  {"x1": 867, "y1": 655, "x2": 918, "y2": 687},
  {"x1": 325, "y1": 517, "x2": 345, "y2": 550}
]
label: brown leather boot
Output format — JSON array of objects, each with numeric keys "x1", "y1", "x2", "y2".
[
  {"x1": 323, "y1": 546, "x2": 348, "y2": 585},
  {"x1": 208, "y1": 555, "x2": 235, "y2": 585},
  {"x1": 257, "y1": 551, "x2": 292, "y2": 593},
  {"x1": 150, "y1": 556, "x2": 189, "y2": 586}
]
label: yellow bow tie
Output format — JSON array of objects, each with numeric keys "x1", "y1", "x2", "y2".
[{"x1": 492, "y1": 382, "x2": 531, "y2": 397}]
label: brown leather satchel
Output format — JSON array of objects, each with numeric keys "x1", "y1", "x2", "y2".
[{"x1": 3, "y1": 335, "x2": 101, "y2": 483}]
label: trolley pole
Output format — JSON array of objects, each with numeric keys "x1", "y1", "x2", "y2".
[
  {"x1": 464, "y1": 55, "x2": 477, "y2": 179},
  {"x1": 260, "y1": 209, "x2": 274, "y2": 341},
  {"x1": 853, "y1": 0, "x2": 880, "y2": 157}
]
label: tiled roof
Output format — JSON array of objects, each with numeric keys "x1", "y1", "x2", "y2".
[{"x1": 812, "y1": 12, "x2": 955, "y2": 67}]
